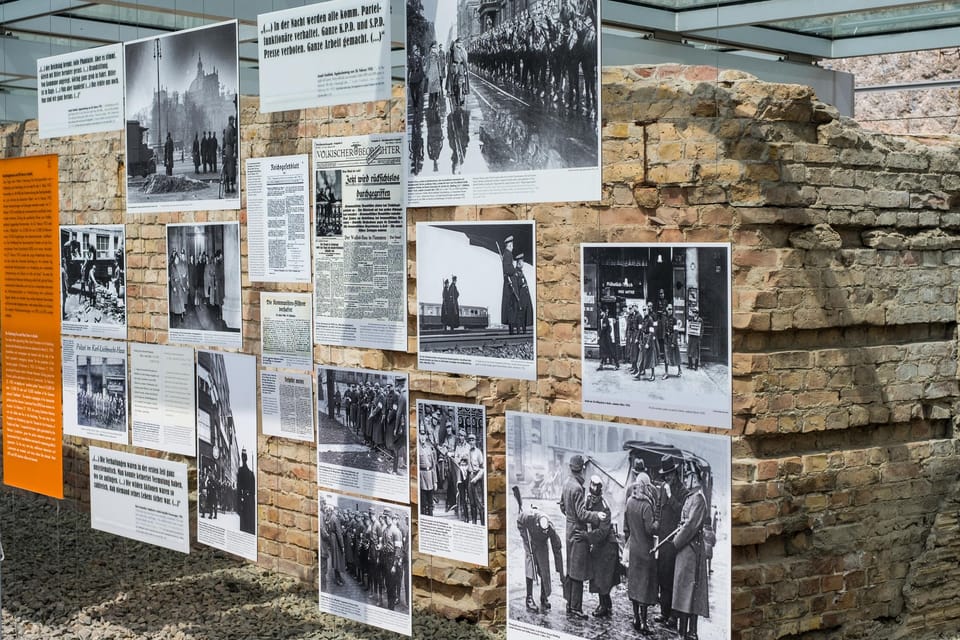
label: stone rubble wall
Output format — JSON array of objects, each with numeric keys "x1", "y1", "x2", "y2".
[{"x1": 2, "y1": 66, "x2": 960, "y2": 639}]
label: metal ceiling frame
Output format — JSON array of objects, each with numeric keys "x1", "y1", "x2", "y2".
[{"x1": 0, "y1": 0, "x2": 957, "y2": 118}]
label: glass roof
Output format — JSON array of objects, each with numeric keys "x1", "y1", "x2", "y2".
[
  {"x1": 769, "y1": 2, "x2": 960, "y2": 39},
  {"x1": 0, "y1": 0, "x2": 957, "y2": 120},
  {"x1": 628, "y1": 0, "x2": 751, "y2": 8},
  {"x1": 64, "y1": 4, "x2": 212, "y2": 32}
]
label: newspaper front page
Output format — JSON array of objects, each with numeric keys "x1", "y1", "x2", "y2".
[{"x1": 313, "y1": 134, "x2": 406, "y2": 351}]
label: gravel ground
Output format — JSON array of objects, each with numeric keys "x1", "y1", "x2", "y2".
[{"x1": 0, "y1": 490, "x2": 502, "y2": 640}]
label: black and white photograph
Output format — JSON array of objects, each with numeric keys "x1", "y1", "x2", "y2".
[
  {"x1": 61, "y1": 337, "x2": 129, "y2": 445},
  {"x1": 166, "y1": 222, "x2": 242, "y2": 349},
  {"x1": 196, "y1": 349, "x2": 258, "y2": 561},
  {"x1": 318, "y1": 491, "x2": 412, "y2": 637},
  {"x1": 406, "y1": 0, "x2": 601, "y2": 206},
  {"x1": 416, "y1": 399, "x2": 489, "y2": 566},
  {"x1": 315, "y1": 169, "x2": 343, "y2": 238},
  {"x1": 60, "y1": 225, "x2": 126, "y2": 340},
  {"x1": 581, "y1": 244, "x2": 732, "y2": 430},
  {"x1": 317, "y1": 366, "x2": 410, "y2": 504},
  {"x1": 124, "y1": 21, "x2": 240, "y2": 213},
  {"x1": 506, "y1": 411, "x2": 731, "y2": 640},
  {"x1": 76, "y1": 353, "x2": 127, "y2": 432},
  {"x1": 417, "y1": 221, "x2": 537, "y2": 380}
]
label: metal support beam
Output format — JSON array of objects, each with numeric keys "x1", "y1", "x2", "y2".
[
  {"x1": 831, "y1": 24, "x2": 960, "y2": 57},
  {"x1": 602, "y1": 0, "x2": 675, "y2": 33},
  {"x1": 684, "y1": 25, "x2": 832, "y2": 58}
]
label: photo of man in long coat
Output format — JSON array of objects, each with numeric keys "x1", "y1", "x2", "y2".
[{"x1": 672, "y1": 466, "x2": 710, "y2": 639}]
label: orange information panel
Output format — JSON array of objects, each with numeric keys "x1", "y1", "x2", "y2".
[{"x1": 1, "y1": 155, "x2": 63, "y2": 498}]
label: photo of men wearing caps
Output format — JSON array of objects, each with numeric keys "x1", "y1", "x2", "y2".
[
  {"x1": 318, "y1": 492, "x2": 412, "y2": 636},
  {"x1": 316, "y1": 366, "x2": 410, "y2": 505},
  {"x1": 416, "y1": 399, "x2": 489, "y2": 567},
  {"x1": 507, "y1": 411, "x2": 731, "y2": 640}
]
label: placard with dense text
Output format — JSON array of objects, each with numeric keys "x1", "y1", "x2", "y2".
[{"x1": 0, "y1": 155, "x2": 63, "y2": 498}]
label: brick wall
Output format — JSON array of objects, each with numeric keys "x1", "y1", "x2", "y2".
[{"x1": 3, "y1": 66, "x2": 960, "y2": 638}]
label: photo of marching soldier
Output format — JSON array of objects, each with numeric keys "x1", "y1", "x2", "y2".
[
  {"x1": 417, "y1": 221, "x2": 536, "y2": 380},
  {"x1": 123, "y1": 21, "x2": 240, "y2": 212},
  {"x1": 60, "y1": 225, "x2": 126, "y2": 339},
  {"x1": 506, "y1": 412, "x2": 730, "y2": 640},
  {"x1": 197, "y1": 350, "x2": 258, "y2": 561},
  {"x1": 581, "y1": 244, "x2": 732, "y2": 430},
  {"x1": 406, "y1": 0, "x2": 599, "y2": 185},
  {"x1": 315, "y1": 169, "x2": 343, "y2": 238},
  {"x1": 166, "y1": 222, "x2": 242, "y2": 347},
  {"x1": 317, "y1": 366, "x2": 410, "y2": 504},
  {"x1": 76, "y1": 353, "x2": 127, "y2": 433},
  {"x1": 318, "y1": 492, "x2": 413, "y2": 637},
  {"x1": 416, "y1": 400, "x2": 489, "y2": 565}
]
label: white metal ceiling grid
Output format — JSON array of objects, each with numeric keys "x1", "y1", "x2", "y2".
[{"x1": 0, "y1": 0, "x2": 957, "y2": 121}]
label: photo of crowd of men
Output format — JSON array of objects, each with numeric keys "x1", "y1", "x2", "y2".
[
  {"x1": 319, "y1": 493, "x2": 412, "y2": 626},
  {"x1": 416, "y1": 401, "x2": 486, "y2": 525},
  {"x1": 315, "y1": 169, "x2": 343, "y2": 237},
  {"x1": 506, "y1": 413, "x2": 730, "y2": 640},
  {"x1": 76, "y1": 354, "x2": 127, "y2": 433},
  {"x1": 317, "y1": 367, "x2": 409, "y2": 477},
  {"x1": 60, "y1": 226, "x2": 126, "y2": 331}
]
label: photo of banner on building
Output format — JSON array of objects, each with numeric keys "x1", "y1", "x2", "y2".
[
  {"x1": 581, "y1": 243, "x2": 732, "y2": 429},
  {"x1": 506, "y1": 411, "x2": 730, "y2": 640},
  {"x1": 406, "y1": 0, "x2": 601, "y2": 207}
]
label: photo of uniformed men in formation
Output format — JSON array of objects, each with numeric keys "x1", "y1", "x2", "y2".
[
  {"x1": 76, "y1": 354, "x2": 127, "y2": 432},
  {"x1": 581, "y1": 244, "x2": 732, "y2": 429},
  {"x1": 60, "y1": 226, "x2": 126, "y2": 332},
  {"x1": 418, "y1": 222, "x2": 536, "y2": 373},
  {"x1": 317, "y1": 368, "x2": 409, "y2": 477},
  {"x1": 406, "y1": 0, "x2": 599, "y2": 178},
  {"x1": 416, "y1": 401, "x2": 486, "y2": 525},
  {"x1": 507, "y1": 413, "x2": 730, "y2": 640},
  {"x1": 315, "y1": 169, "x2": 343, "y2": 237},
  {"x1": 123, "y1": 21, "x2": 239, "y2": 211},
  {"x1": 318, "y1": 494, "x2": 412, "y2": 620}
]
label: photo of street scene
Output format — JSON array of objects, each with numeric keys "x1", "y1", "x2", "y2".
[
  {"x1": 60, "y1": 225, "x2": 126, "y2": 339},
  {"x1": 197, "y1": 350, "x2": 258, "y2": 561},
  {"x1": 406, "y1": 0, "x2": 600, "y2": 206},
  {"x1": 506, "y1": 412, "x2": 730, "y2": 640},
  {"x1": 124, "y1": 21, "x2": 239, "y2": 212},
  {"x1": 581, "y1": 244, "x2": 732, "y2": 430}
]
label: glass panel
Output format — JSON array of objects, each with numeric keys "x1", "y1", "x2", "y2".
[
  {"x1": 64, "y1": 4, "x2": 211, "y2": 31},
  {"x1": 770, "y1": 3, "x2": 960, "y2": 38}
]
